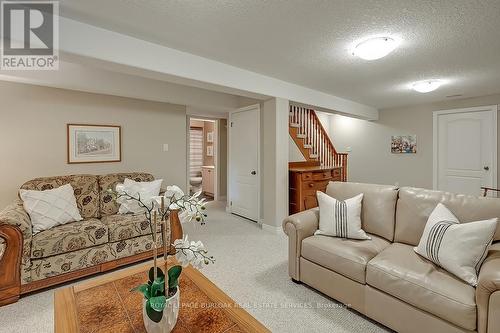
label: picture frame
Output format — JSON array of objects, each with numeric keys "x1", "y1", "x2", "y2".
[
  {"x1": 391, "y1": 135, "x2": 417, "y2": 154},
  {"x1": 206, "y1": 145, "x2": 213, "y2": 156},
  {"x1": 67, "y1": 124, "x2": 121, "y2": 164},
  {"x1": 207, "y1": 131, "x2": 214, "y2": 143}
]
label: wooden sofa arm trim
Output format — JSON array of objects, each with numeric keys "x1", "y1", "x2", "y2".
[{"x1": 0, "y1": 224, "x2": 22, "y2": 306}]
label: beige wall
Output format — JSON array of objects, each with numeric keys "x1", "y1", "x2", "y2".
[
  {"x1": 327, "y1": 94, "x2": 500, "y2": 189},
  {"x1": 0, "y1": 81, "x2": 187, "y2": 209},
  {"x1": 288, "y1": 136, "x2": 306, "y2": 162}
]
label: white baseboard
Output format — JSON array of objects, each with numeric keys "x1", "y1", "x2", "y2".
[{"x1": 261, "y1": 223, "x2": 282, "y2": 234}]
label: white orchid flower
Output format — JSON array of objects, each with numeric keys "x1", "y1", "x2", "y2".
[
  {"x1": 173, "y1": 235, "x2": 190, "y2": 248},
  {"x1": 160, "y1": 185, "x2": 184, "y2": 210},
  {"x1": 174, "y1": 235, "x2": 208, "y2": 268}
]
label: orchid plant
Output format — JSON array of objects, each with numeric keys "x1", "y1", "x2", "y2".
[{"x1": 108, "y1": 185, "x2": 215, "y2": 323}]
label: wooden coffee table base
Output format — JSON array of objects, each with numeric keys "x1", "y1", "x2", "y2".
[{"x1": 54, "y1": 260, "x2": 270, "y2": 333}]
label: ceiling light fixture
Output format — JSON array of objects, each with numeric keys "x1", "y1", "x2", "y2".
[
  {"x1": 352, "y1": 37, "x2": 397, "y2": 60},
  {"x1": 412, "y1": 80, "x2": 443, "y2": 93}
]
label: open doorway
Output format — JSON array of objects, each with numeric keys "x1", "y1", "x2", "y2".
[{"x1": 188, "y1": 118, "x2": 220, "y2": 202}]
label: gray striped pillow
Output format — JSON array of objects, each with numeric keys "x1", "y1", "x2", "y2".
[
  {"x1": 315, "y1": 191, "x2": 370, "y2": 240},
  {"x1": 414, "y1": 203, "x2": 498, "y2": 286}
]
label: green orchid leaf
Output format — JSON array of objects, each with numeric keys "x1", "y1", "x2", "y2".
[
  {"x1": 168, "y1": 265, "x2": 182, "y2": 289},
  {"x1": 149, "y1": 295, "x2": 167, "y2": 312},
  {"x1": 151, "y1": 276, "x2": 165, "y2": 297},
  {"x1": 146, "y1": 299, "x2": 164, "y2": 323},
  {"x1": 148, "y1": 266, "x2": 165, "y2": 283},
  {"x1": 130, "y1": 283, "x2": 151, "y2": 299}
]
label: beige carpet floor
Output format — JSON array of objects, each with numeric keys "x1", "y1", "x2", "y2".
[{"x1": 0, "y1": 201, "x2": 391, "y2": 333}]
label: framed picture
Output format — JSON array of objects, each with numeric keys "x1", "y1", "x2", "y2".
[
  {"x1": 207, "y1": 131, "x2": 214, "y2": 143},
  {"x1": 67, "y1": 124, "x2": 121, "y2": 163},
  {"x1": 206, "y1": 145, "x2": 213, "y2": 156},
  {"x1": 391, "y1": 135, "x2": 417, "y2": 154}
]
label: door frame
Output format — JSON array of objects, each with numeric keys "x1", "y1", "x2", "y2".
[
  {"x1": 432, "y1": 105, "x2": 498, "y2": 191},
  {"x1": 228, "y1": 104, "x2": 261, "y2": 222},
  {"x1": 186, "y1": 116, "x2": 219, "y2": 201}
]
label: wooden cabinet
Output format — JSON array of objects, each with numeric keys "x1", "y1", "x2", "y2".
[
  {"x1": 201, "y1": 166, "x2": 214, "y2": 196},
  {"x1": 289, "y1": 165, "x2": 343, "y2": 214}
]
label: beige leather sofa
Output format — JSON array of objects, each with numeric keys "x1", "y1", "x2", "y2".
[{"x1": 283, "y1": 182, "x2": 500, "y2": 333}]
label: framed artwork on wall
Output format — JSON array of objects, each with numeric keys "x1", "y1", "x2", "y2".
[
  {"x1": 391, "y1": 135, "x2": 417, "y2": 154},
  {"x1": 207, "y1": 131, "x2": 214, "y2": 143},
  {"x1": 67, "y1": 124, "x2": 121, "y2": 163}
]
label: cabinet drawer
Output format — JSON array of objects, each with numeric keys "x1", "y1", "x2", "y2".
[
  {"x1": 332, "y1": 169, "x2": 341, "y2": 178},
  {"x1": 301, "y1": 172, "x2": 313, "y2": 181},
  {"x1": 312, "y1": 171, "x2": 333, "y2": 181},
  {"x1": 302, "y1": 180, "x2": 329, "y2": 191},
  {"x1": 304, "y1": 195, "x2": 318, "y2": 210}
]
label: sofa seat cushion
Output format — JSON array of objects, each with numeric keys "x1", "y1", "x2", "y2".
[
  {"x1": 31, "y1": 219, "x2": 108, "y2": 259},
  {"x1": 101, "y1": 214, "x2": 155, "y2": 242},
  {"x1": 26, "y1": 234, "x2": 159, "y2": 283},
  {"x1": 301, "y1": 233, "x2": 390, "y2": 284},
  {"x1": 366, "y1": 243, "x2": 476, "y2": 331}
]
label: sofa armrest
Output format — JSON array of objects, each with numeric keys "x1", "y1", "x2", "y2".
[
  {"x1": 0, "y1": 199, "x2": 31, "y2": 240},
  {"x1": 282, "y1": 208, "x2": 319, "y2": 280},
  {"x1": 477, "y1": 242, "x2": 500, "y2": 333},
  {"x1": 0, "y1": 224, "x2": 23, "y2": 305}
]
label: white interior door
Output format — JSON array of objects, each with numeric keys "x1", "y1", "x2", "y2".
[
  {"x1": 229, "y1": 105, "x2": 260, "y2": 221},
  {"x1": 434, "y1": 106, "x2": 497, "y2": 196}
]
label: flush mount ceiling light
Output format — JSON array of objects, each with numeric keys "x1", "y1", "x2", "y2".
[
  {"x1": 412, "y1": 80, "x2": 443, "y2": 93},
  {"x1": 352, "y1": 37, "x2": 397, "y2": 60}
]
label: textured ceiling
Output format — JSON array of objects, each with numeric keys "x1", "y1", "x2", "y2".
[{"x1": 60, "y1": 0, "x2": 500, "y2": 109}]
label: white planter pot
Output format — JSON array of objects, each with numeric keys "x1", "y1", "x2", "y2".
[{"x1": 143, "y1": 287, "x2": 180, "y2": 333}]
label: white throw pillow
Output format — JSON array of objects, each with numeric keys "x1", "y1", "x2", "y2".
[
  {"x1": 19, "y1": 184, "x2": 83, "y2": 234},
  {"x1": 116, "y1": 178, "x2": 163, "y2": 214},
  {"x1": 315, "y1": 191, "x2": 370, "y2": 240},
  {"x1": 414, "y1": 203, "x2": 498, "y2": 286}
]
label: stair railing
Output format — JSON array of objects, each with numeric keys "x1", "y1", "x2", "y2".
[{"x1": 289, "y1": 105, "x2": 347, "y2": 181}]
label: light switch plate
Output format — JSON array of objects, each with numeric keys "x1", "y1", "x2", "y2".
[{"x1": 163, "y1": 144, "x2": 169, "y2": 152}]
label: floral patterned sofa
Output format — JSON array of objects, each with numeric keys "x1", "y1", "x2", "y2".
[{"x1": 0, "y1": 172, "x2": 168, "y2": 306}]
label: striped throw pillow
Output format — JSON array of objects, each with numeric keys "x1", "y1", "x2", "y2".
[
  {"x1": 414, "y1": 203, "x2": 498, "y2": 286},
  {"x1": 315, "y1": 191, "x2": 370, "y2": 240}
]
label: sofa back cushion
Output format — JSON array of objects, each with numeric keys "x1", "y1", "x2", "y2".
[
  {"x1": 326, "y1": 182, "x2": 398, "y2": 241},
  {"x1": 20, "y1": 175, "x2": 99, "y2": 219},
  {"x1": 98, "y1": 172, "x2": 155, "y2": 216},
  {"x1": 395, "y1": 187, "x2": 500, "y2": 246}
]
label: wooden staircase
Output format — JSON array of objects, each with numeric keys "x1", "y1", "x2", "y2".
[{"x1": 289, "y1": 105, "x2": 348, "y2": 181}]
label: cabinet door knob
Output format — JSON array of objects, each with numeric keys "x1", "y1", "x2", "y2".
[
  {"x1": 251, "y1": 170, "x2": 257, "y2": 175},
  {"x1": 484, "y1": 166, "x2": 490, "y2": 171}
]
